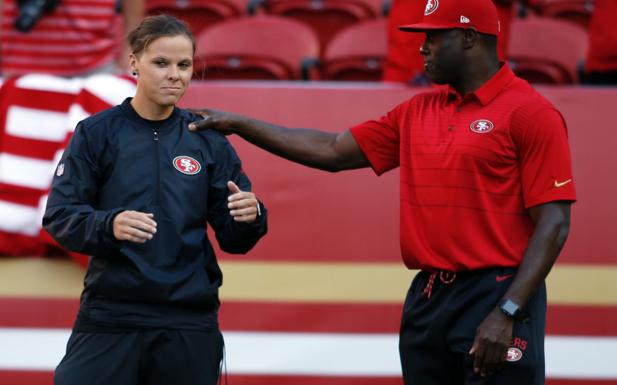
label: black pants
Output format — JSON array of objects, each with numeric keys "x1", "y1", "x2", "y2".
[
  {"x1": 55, "y1": 329, "x2": 224, "y2": 385},
  {"x1": 399, "y1": 268, "x2": 546, "y2": 385}
]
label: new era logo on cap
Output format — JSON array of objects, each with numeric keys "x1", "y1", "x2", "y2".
[{"x1": 460, "y1": 15, "x2": 470, "y2": 23}]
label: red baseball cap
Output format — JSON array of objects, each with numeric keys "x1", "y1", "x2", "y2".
[{"x1": 399, "y1": 0, "x2": 500, "y2": 36}]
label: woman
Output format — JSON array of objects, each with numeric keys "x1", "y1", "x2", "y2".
[{"x1": 43, "y1": 15, "x2": 268, "y2": 385}]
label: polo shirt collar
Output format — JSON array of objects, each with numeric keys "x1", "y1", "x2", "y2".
[{"x1": 445, "y1": 63, "x2": 515, "y2": 106}]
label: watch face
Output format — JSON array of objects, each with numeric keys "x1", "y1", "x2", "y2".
[{"x1": 500, "y1": 299, "x2": 520, "y2": 317}]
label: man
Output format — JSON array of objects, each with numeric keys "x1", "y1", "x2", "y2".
[
  {"x1": 383, "y1": 0, "x2": 514, "y2": 84},
  {"x1": 189, "y1": 0, "x2": 576, "y2": 383}
]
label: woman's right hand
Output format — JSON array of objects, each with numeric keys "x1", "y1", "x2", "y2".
[{"x1": 113, "y1": 210, "x2": 157, "y2": 243}]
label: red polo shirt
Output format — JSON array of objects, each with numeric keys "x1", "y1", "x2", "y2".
[{"x1": 351, "y1": 64, "x2": 576, "y2": 271}]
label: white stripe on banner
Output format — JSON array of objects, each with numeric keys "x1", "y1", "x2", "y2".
[
  {"x1": 0, "y1": 329, "x2": 616, "y2": 379},
  {"x1": 0, "y1": 153, "x2": 55, "y2": 190},
  {"x1": 6, "y1": 106, "x2": 69, "y2": 142},
  {"x1": 15, "y1": 75, "x2": 83, "y2": 94},
  {"x1": 0, "y1": 202, "x2": 41, "y2": 236},
  {"x1": 225, "y1": 332, "x2": 398, "y2": 376},
  {"x1": 83, "y1": 75, "x2": 135, "y2": 107},
  {"x1": 67, "y1": 103, "x2": 90, "y2": 131}
]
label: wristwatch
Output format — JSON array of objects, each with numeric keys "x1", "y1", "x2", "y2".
[{"x1": 498, "y1": 299, "x2": 522, "y2": 320}]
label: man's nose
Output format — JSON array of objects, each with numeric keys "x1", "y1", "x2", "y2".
[{"x1": 419, "y1": 42, "x2": 429, "y2": 56}]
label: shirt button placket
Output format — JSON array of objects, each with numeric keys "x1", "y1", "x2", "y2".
[{"x1": 448, "y1": 103, "x2": 461, "y2": 132}]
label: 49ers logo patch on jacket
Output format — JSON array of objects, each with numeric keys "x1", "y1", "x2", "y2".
[{"x1": 173, "y1": 156, "x2": 201, "y2": 175}]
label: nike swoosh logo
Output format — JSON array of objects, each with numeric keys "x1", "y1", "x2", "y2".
[
  {"x1": 554, "y1": 179, "x2": 572, "y2": 188},
  {"x1": 496, "y1": 274, "x2": 514, "y2": 282}
]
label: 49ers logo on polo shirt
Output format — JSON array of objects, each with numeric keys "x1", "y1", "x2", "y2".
[
  {"x1": 424, "y1": 0, "x2": 438, "y2": 15},
  {"x1": 173, "y1": 156, "x2": 201, "y2": 175},
  {"x1": 470, "y1": 119, "x2": 495, "y2": 134}
]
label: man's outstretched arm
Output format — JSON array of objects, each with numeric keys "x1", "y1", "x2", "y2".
[{"x1": 188, "y1": 108, "x2": 370, "y2": 172}]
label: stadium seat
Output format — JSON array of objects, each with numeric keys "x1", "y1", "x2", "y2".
[
  {"x1": 193, "y1": 16, "x2": 320, "y2": 80},
  {"x1": 508, "y1": 17, "x2": 588, "y2": 84},
  {"x1": 321, "y1": 18, "x2": 387, "y2": 81},
  {"x1": 252, "y1": 0, "x2": 385, "y2": 51},
  {"x1": 146, "y1": 0, "x2": 248, "y2": 35},
  {"x1": 532, "y1": 0, "x2": 594, "y2": 28}
]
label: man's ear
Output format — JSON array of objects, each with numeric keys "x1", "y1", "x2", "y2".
[{"x1": 462, "y1": 28, "x2": 480, "y2": 50}]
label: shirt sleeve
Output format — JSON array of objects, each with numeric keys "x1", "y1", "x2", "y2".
[
  {"x1": 42, "y1": 123, "x2": 123, "y2": 255},
  {"x1": 206, "y1": 137, "x2": 268, "y2": 254},
  {"x1": 513, "y1": 107, "x2": 577, "y2": 208},
  {"x1": 349, "y1": 100, "x2": 406, "y2": 175}
]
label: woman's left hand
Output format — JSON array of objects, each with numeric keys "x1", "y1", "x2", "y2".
[{"x1": 227, "y1": 181, "x2": 260, "y2": 223}]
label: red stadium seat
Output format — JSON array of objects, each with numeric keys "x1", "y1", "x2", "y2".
[
  {"x1": 255, "y1": 0, "x2": 385, "y2": 52},
  {"x1": 532, "y1": 0, "x2": 594, "y2": 28},
  {"x1": 146, "y1": 0, "x2": 248, "y2": 35},
  {"x1": 508, "y1": 17, "x2": 588, "y2": 84},
  {"x1": 193, "y1": 16, "x2": 320, "y2": 80},
  {"x1": 321, "y1": 18, "x2": 387, "y2": 81}
]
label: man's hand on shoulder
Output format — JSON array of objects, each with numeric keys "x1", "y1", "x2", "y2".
[{"x1": 188, "y1": 108, "x2": 240, "y2": 135}]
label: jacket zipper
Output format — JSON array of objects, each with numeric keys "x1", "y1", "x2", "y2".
[{"x1": 153, "y1": 129, "x2": 160, "y2": 205}]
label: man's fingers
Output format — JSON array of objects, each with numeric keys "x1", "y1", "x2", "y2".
[
  {"x1": 187, "y1": 109, "x2": 213, "y2": 131},
  {"x1": 188, "y1": 118, "x2": 210, "y2": 132},
  {"x1": 472, "y1": 343, "x2": 485, "y2": 374},
  {"x1": 227, "y1": 181, "x2": 242, "y2": 194},
  {"x1": 481, "y1": 348, "x2": 503, "y2": 377}
]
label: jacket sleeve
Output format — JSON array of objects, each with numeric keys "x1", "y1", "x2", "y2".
[
  {"x1": 42, "y1": 123, "x2": 123, "y2": 255},
  {"x1": 207, "y1": 138, "x2": 268, "y2": 254}
]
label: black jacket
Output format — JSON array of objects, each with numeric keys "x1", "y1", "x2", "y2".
[{"x1": 43, "y1": 99, "x2": 267, "y2": 331}]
